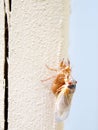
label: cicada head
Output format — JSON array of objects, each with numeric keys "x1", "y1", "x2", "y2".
[{"x1": 67, "y1": 79, "x2": 77, "y2": 93}]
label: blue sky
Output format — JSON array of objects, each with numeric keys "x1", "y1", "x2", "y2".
[{"x1": 64, "y1": 0, "x2": 98, "y2": 130}]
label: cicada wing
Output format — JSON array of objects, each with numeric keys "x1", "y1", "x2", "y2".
[{"x1": 55, "y1": 91, "x2": 71, "y2": 121}]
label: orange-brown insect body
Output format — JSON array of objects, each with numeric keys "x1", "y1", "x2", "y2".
[
  {"x1": 51, "y1": 60, "x2": 71, "y2": 95},
  {"x1": 41, "y1": 59, "x2": 73, "y2": 95},
  {"x1": 51, "y1": 73, "x2": 65, "y2": 94}
]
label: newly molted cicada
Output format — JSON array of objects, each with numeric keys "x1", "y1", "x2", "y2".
[{"x1": 41, "y1": 59, "x2": 77, "y2": 121}]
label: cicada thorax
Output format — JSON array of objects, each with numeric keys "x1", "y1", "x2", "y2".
[{"x1": 51, "y1": 73, "x2": 65, "y2": 94}]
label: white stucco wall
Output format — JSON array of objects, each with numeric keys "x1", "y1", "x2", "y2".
[
  {"x1": 0, "y1": 0, "x2": 70, "y2": 129},
  {"x1": 0, "y1": 0, "x2": 4, "y2": 129}
]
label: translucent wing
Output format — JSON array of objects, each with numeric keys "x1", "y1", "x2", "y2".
[{"x1": 55, "y1": 87, "x2": 72, "y2": 121}]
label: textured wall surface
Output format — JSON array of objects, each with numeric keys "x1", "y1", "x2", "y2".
[
  {"x1": 0, "y1": 0, "x2": 4, "y2": 129},
  {"x1": 0, "y1": 0, "x2": 70, "y2": 129}
]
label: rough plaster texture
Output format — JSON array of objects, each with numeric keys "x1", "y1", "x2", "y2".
[
  {"x1": 0, "y1": 0, "x2": 70, "y2": 129},
  {"x1": 0, "y1": 0, "x2": 4, "y2": 129}
]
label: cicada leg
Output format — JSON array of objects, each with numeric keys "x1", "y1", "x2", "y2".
[
  {"x1": 56, "y1": 86, "x2": 64, "y2": 95},
  {"x1": 41, "y1": 75, "x2": 56, "y2": 82},
  {"x1": 45, "y1": 64, "x2": 57, "y2": 72}
]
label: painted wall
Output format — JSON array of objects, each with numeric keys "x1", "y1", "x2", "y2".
[
  {"x1": 0, "y1": 0, "x2": 4, "y2": 129},
  {"x1": 0, "y1": 0, "x2": 70, "y2": 130}
]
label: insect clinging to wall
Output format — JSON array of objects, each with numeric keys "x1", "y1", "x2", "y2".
[{"x1": 41, "y1": 59, "x2": 77, "y2": 121}]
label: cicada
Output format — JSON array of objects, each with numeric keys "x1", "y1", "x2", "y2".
[{"x1": 41, "y1": 59, "x2": 77, "y2": 121}]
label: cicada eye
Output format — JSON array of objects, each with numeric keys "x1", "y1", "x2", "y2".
[{"x1": 68, "y1": 85, "x2": 76, "y2": 89}]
